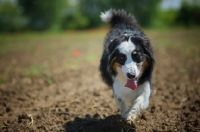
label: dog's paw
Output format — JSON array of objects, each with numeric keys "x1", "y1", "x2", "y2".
[{"x1": 121, "y1": 113, "x2": 136, "y2": 126}]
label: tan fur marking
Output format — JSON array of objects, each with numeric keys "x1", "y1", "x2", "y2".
[
  {"x1": 142, "y1": 57, "x2": 149, "y2": 71},
  {"x1": 112, "y1": 62, "x2": 121, "y2": 71},
  {"x1": 133, "y1": 51, "x2": 137, "y2": 54},
  {"x1": 111, "y1": 56, "x2": 121, "y2": 72},
  {"x1": 116, "y1": 66, "x2": 127, "y2": 84}
]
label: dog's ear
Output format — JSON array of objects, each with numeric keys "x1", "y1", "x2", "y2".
[
  {"x1": 108, "y1": 39, "x2": 119, "y2": 53},
  {"x1": 142, "y1": 37, "x2": 154, "y2": 58}
]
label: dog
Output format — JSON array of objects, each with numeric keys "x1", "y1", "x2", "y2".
[{"x1": 99, "y1": 9, "x2": 155, "y2": 124}]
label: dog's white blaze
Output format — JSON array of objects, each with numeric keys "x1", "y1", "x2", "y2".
[
  {"x1": 117, "y1": 39, "x2": 140, "y2": 79},
  {"x1": 118, "y1": 38, "x2": 136, "y2": 53},
  {"x1": 100, "y1": 10, "x2": 113, "y2": 22}
]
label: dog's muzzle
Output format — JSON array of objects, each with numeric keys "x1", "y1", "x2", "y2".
[{"x1": 125, "y1": 73, "x2": 137, "y2": 90}]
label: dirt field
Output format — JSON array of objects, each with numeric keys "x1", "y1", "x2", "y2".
[{"x1": 0, "y1": 28, "x2": 200, "y2": 132}]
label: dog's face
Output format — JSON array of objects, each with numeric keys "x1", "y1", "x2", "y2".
[{"x1": 109, "y1": 36, "x2": 150, "y2": 90}]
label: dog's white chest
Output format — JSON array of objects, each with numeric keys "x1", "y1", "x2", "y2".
[{"x1": 113, "y1": 79, "x2": 138, "y2": 102}]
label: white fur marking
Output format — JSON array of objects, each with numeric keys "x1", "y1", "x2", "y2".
[
  {"x1": 117, "y1": 39, "x2": 140, "y2": 79},
  {"x1": 118, "y1": 38, "x2": 136, "y2": 53},
  {"x1": 100, "y1": 10, "x2": 113, "y2": 22}
]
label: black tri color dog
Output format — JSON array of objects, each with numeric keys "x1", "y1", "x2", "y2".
[{"x1": 99, "y1": 9, "x2": 155, "y2": 124}]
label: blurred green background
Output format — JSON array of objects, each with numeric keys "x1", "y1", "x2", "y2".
[{"x1": 0, "y1": 0, "x2": 200, "y2": 32}]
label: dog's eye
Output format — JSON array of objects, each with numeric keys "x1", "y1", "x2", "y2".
[
  {"x1": 120, "y1": 55, "x2": 125, "y2": 60},
  {"x1": 118, "y1": 54, "x2": 126, "y2": 62},
  {"x1": 133, "y1": 51, "x2": 139, "y2": 58},
  {"x1": 132, "y1": 51, "x2": 143, "y2": 62}
]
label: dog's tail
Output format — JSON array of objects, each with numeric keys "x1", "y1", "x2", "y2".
[{"x1": 100, "y1": 9, "x2": 139, "y2": 27}]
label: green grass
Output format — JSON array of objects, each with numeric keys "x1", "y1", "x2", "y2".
[
  {"x1": 145, "y1": 28, "x2": 200, "y2": 48},
  {"x1": 0, "y1": 30, "x2": 105, "y2": 55},
  {"x1": 46, "y1": 76, "x2": 53, "y2": 85},
  {"x1": 0, "y1": 28, "x2": 200, "y2": 71},
  {"x1": 0, "y1": 65, "x2": 14, "y2": 84},
  {"x1": 24, "y1": 65, "x2": 47, "y2": 77},
  {"x1": 1, "y1": 28, "x2": 199, "y2": 55}
]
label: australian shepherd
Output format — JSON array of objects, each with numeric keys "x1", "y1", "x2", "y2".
[{"x1": 99, "y1": 9, "x2": 155, "y2": 124}]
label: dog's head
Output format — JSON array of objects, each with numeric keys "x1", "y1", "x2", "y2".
[{"x1": 108, "y1": 35, "x2": 154, "y2": 90}]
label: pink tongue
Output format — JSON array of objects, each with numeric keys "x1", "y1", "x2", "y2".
[{"x1": 125, "y1": 79, "x2": 137, "y2": 90}]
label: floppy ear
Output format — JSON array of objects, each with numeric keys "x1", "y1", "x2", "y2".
[
  {"x1": 108, "y1": 39, "x2": 119, "y2": 53},
  {"x1": 142, "y1": 37, "x2": 154, "y2": 58}
]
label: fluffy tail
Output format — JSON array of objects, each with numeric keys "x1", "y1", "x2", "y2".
[{"x1": 100, "y1": 9, "x2": 138, "y2": 27}]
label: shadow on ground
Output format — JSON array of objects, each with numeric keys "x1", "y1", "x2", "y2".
[{"x1": 64, "y1": 114, "x2": 136, "y2": 132}]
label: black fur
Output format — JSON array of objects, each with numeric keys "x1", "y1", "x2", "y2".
[
  {"x1": 107, "y1": 9, "x2": 139, "y2": 28},
  {"x1": 99, "y1": 9, "x2": 154, "y2": 88}
]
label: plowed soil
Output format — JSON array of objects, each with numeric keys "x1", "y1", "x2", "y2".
[{"x1": 0, "y1": 28, "x2": 200, "y2": 132}]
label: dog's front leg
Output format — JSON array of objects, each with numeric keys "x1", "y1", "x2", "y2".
[
  {"x1": 122, "y1": 81, "x2": 151, "y2": 123},
  {"x1": 114, "y1": 94, "x2": 129, "y2": 115}
]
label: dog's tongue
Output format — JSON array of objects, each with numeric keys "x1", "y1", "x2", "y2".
[{"x1": 125, "y1": 79, "x2": 137, "y2": 90}]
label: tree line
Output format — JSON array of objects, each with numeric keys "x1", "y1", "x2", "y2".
[{"x1": 0, "y1": 0, "x2": 199, "y2": 32}]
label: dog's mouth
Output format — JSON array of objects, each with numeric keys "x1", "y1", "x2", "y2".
[{"x1": 125, "y1": 78, "x2": 137, "y2": 90}]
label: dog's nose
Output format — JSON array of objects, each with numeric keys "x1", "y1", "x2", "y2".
[{"x1": 127, "y1": 73, "x2": 135, "y2": 79}]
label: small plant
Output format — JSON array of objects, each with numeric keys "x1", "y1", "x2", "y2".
[
  {"x1": 0, "y1": 65, "x2": 14, "y2": 84},
  {"x1": 24, "y1": 65, "x2": 46, "y2": 77},
  {"x1": 0, "y1": 73, "x2": 6, "y2": 84},
  {"x1": 46, "y1": 76, "x2": 53, "y2": 85}
]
